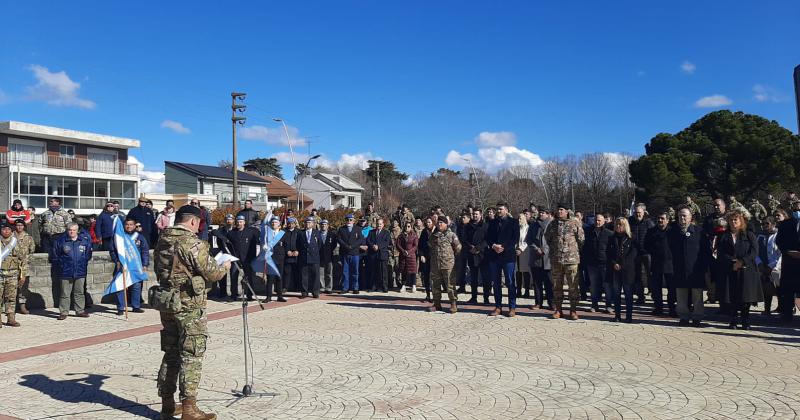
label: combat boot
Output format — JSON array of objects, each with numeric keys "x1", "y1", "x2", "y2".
[
  {"x1": 160, "y1": 395, "x2": 182, "y2": 419},
  {"x1": 6, "y1": 313, "x2": 20, "y2": 327},
  {"x1": 450, "y1": 300, "x2": 457, "y2": 314},
  {"x1": 181, "y1": 398, "x2": 216, "y2": 420},
  {"x1": 18, "y1": 304, "x2": 29, "y2": 315}
]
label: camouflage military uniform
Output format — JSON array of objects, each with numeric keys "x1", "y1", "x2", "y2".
[
  {"x1": 667, "y1": 207, "x2": 676, "y2": 222},
  {"x1": 767, "y1": 195, "x2": 781, "y2": 214},
  {"x1": 40, "y1": 207, "x2": 72, "y2": 236},
  {"x1": 544, "y1": 217, "x2": 585, "y2": 312},
  {"x1": 429, "y1": 228, "x2": 461, "y2": 306},
  {"x1": 400, "y1": 210, "x2": 415, "y2": 229},
  {"x1": 729, "y1": 197, "x2": 752, "y2": 220},
  {"x1": 365, "y1": 212, "x2": 380, "y2": 228},
  {"x1": 12, "y1": 232, "x2": 35, "y2": 308},
  {"x1": 389, "y1": 226, "x2": 402, "y2": 286},
  {"x1": 0, "y1": 235, "x2": 26, "y2": 323},
  {"x1": 154, "y1": 225, "x2": 227, "y2": 402},
  {"x1": 748, "y1": 199, "x2": 767, "y2": 222}
]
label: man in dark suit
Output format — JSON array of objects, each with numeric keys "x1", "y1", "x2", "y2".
[
  {"x1": 226, "y1": 215, "x2": 260, "y2": 301},
  {"x1": 282, "y1": 218, "x2": 301, "y2": 293},
  {"x1": 776, "y1": 200, "x2": 800, "y2": 324},
  {"x1": 646, "y1": 212, "x2": 675, "y2": 316},
  {"x1": 298, "y1": 217, "x2": 324, "y2": 298},
  {"x1": 668, "y1": 207, "x2": 709, "y2": 327},
  {"x1": 127, "y1": 197, "x2": 158, "y2": 246},
  {"x1": 337, "y1": 214, "x2": 367, "y2": 293},
  {"x1": 367, "y1": 218, "x2": 392, "y2": 292},
  {"x1": 465, "y1": 209, "x2": 489, "y2": 304},
  {"x1": 486, "y1": 202, "x2": 520, "y2": 317},
  {"x1": 319, "y1": 220, "x2": 338, "y2": 293}
]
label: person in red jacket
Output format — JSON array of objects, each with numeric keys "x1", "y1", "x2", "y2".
[{"x1": 6, "y1": 200, "x2": 32, "y2": 225}]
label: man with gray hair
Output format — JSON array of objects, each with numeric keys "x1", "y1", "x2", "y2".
[
  {"x1": 667, "y1": 208, "x2": 709, "y2": 327},
  {"x1": 50, "y1": 222, "x2": 93, "y2": 320},
  {"x1": 629, "y1": 203, "x2": 654, "y2": 304}
]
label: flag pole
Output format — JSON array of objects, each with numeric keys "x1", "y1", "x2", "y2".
[{"x1": 122, "y1": 268, "x2": 129, "y2": 320}]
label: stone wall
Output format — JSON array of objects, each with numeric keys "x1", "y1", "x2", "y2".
[{"x1": 26, "y1": 252, "x2": 157, "y2": 309}]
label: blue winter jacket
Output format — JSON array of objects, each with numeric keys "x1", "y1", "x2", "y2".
[
  {"x1": 50, "y1": 231, "x2": 94, "y2": 279},
  {"x1": 95, "y1": 211, "x2": 117, "y2": 240}
]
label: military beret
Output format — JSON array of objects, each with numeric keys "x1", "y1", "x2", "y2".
[
  {"x1": 269, "y1": 216, "x2": 281, "y2": 223},
  {"x1": 305, "y1": 216, "x2": 315, "y2": 222},
  {"x1": 236, "y1": 215, "x2": 246, "y2": 221},
  {"x1": 320, "y1": 219, "x2": 329, "y2": 225},
  {"x1": 14, "y1": 219, "x2": 26, "y2": 226},
  {"x1": 225, "y1": 214, "x2": 235, "y2": 220},
  {"x1": 0, "y1": 221, "x2": 12, "y2": 229},
  {"x1": 175, "y1": 205, "x2": 201, "y2": 219},
  {"x1": 287, "y1": 217, "x2": 297, "y2": 223},
  {"x1": 345, "y1": 214, "x2": 354, "y2": 219}
]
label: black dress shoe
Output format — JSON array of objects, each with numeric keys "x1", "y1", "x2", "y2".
[
  {"x1": 116, "y1": 310, "x2": 124, "y2": 316},
  {"x1": 277, "y1": 297, "x2": 287, "y2": 302},
  {"x1": 299, "y1": 294, "x2": 307, "y2": 299},
  {"x1": 354, "y1": 290, "x2": 360, "y2": 295},
  {"x1": 678, "y1": 319, "x2": 690, "y2": 326},
  {"x1": 132, "y1": 308, "x2": 144, "y2": 313},
  {"x1": 691, "y1": 320, "x2": 702, "y2": 328},
  {"x1": 312, "y1": 294, "x2": 320, "y2": 299}
]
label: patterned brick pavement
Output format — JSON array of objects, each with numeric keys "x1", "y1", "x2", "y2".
[{"x1": 1, "y1": 292, "x2": 799, "y2": 419}]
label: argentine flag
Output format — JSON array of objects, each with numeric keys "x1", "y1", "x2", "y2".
[
  {"x1": 103, "y1": 217, "x2": 149, "y2": 296},
  {"x1": 252, "y1": 210, "x2": 283, "y2": 277}
]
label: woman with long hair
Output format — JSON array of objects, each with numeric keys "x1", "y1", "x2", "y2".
[
  {"x1": 418, "y1": 217, "x2": 435, "y2": 302},
  {"x1": 397, "y1": 222, "x2": 419, "y2": 293},
  {"x1": 718, "y1": 211, "x2": 763, "y2": 330},
  {"x1": 608, "y1": 217, "x2": 638, "y2": 323},
  {"x1": 515, "y1": 212, "x2": 532, "y2": 298}
]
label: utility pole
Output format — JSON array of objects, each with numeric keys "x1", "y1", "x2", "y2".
[
  {"x1": 231, "y1": 92, "x2": 247, "y2": 208},
  {"x1": 375, "y1": 161, "x2": 382, "y2": 211}
]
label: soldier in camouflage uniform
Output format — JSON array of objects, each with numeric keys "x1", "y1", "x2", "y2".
[
  {"x1": 668, "y1": 207, "x2": 676, "y2": 223},
  {"x1": 767, "y1": 194, "x2": 781, "y2": 214},
  {"x1": 685, "y1": 196, "x2": 702, "y2": 220},
  {"x1": 154, "y1": 205, "x2": 230, "y2": 420},
  {"x1": 728, "y1": 195, "x2": 752, "y2": 220},
  {"x1": 0, "y1": 221, "x2": 26, "y2": 327},
  {"x1": 428, "y1": 217, "x2": 462, "y2": 313},
  {"x1": 38, "y1": 197, "x2": 72, "y2": 254},
  {"x1": 12, "y1": 220, "x2": 35, "y2": 315},
  {"x1": 748, "y1": 198, "x2": 768, "y2": 223},
  {"x1": 389, "y1": 219, "x2": 402, "y2": 288},
  {"x1": 400, "y1": 205, "x2": 415, "y2": 229},
  {"x1": 363, "y1": 203, "x2": 380, "y2": 228},
  {"x1": 545, "y1": 203, "x2": 585, "y2": 320},
  {"x1": 787, "y1": 191, "x2": 800, "y2": 208}
]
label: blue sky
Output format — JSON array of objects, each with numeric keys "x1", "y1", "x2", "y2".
[{"x1": 1, "y1": 2, "x2": 798, "y2": 192}]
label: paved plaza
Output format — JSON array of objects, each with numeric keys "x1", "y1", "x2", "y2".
[{"x1": 1, "y1": 293, "x2": 799, "y2": 419}]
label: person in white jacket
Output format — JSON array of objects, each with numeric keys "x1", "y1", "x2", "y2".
[{"x1": 516, "y1": 212, "x2": 532, "y2": 298}]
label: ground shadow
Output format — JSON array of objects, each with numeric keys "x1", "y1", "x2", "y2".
[{"x1": 18, "y1": 373, "x2": 161, "y2": 419}]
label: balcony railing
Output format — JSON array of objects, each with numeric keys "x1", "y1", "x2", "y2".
[
  {"x1": 0, "y1": 152, "x2": 138, "y2": 176},
  {"x1": 217, "y1": 191, "x2": 268, "y2": 205}
]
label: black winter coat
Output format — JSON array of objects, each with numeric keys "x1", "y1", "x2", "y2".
[
  {"x1": 607, "y1": 234, "x2": 638, "y2": 285},
  {"x1": 297, "y1": 228, "x2": 324, "y2": 265},
  {"x1": 667, "y1": 225, "x2": 708, "y2": 289},
  {"x1": 628, "y1": 216, "x2": 654, "y2": 255},
  {"x1": 717, "y1": 231, "x2": 763, "y2": 304},
  {"x1": 319, "y1": 229, "x2": 338, "y2": 265},
  {"x1": 645, "y1": 226, "x2": 673, "y2": 275},
  {"x1": 282, "y1": 228, "x2": 301, "y2": 264},
  {"x1": 485, "y1": 215, "x2": 519, "y2": 263},
  {"x1": 337, "y1": 225, "x2": 365, "y2": 257},
  {"x1": 582, "y1": 227, "x2": 612, "y2": 267}
]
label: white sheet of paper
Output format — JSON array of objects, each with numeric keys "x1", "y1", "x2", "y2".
[{"x1": 214, "y1": 253, "x2": 239, "y2": 265}]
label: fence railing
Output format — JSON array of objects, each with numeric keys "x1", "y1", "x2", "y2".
[{"x1": 0, "y1": 152, "x2": 138, "y2": 176}]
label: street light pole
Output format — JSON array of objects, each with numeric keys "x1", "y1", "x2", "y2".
[
  {"x1": 296, "y1": 154, "x2": 321, "y2": 211},
  {"x1": 231, "y1": 92, "x2": 246, "y2": 208}
]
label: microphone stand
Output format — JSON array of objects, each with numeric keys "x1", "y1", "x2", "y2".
[{"x1": 221, "y1": 236, "x2": 264, "y2": 397}]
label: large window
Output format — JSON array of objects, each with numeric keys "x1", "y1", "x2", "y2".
[
  {"x1": 348, "y1": 196, "x2": 356, "y2": 208},
  {"x1": 8, "y1": 140, "x2": 45, "y2": 166},
  {"x1": 59, "y1": 144, "x2": 75, "y2": 157},
  {"x1": 13, "y1": 175, "x2": 137, "y2": 212}
]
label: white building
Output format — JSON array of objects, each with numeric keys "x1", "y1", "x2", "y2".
[
  {"x1": 0, "y1": 121, "x2": 140, "y2": 214},
  {"x1": 296, "y1": 172, "x2": 363, "y2": 210}
]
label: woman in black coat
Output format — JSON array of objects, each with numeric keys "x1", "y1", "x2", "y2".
[
  {"x1": 607, "y1": 217, "x2": 639, "y2": 323},
  {"x1": 718, "y1": 211, "x2": 763, "y2": 330},
  {"x1": 418, "y1": 218, "x2": 434, "y2": 302}
]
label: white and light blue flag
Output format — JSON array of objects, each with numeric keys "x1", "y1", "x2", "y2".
[{"x1": 103, "y1": 217, "x2": 148, "y2": 295}]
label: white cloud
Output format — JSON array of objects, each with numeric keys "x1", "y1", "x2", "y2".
[
  {"x1": 694, "y1": 94, "x2": 732, "y2": 108},
  {"x1": 25, "y1": 64, "x2": 95, "y2": 109},
  {"x1": 446, "y1": 131, "x2": 544, "y2": 173},
  {"x1": 680, "y1": 61, "x2": 696, "y2": 75},
  {"x1": 160, "y1": 119, "x2": 190, "y2": 134},
  {"x1": 240, "y1": 124, "x2": 307, "y2": 147},
  {"x1": 474, "y1": 131, "x2": 517, "y2": 147},
  {"x1": 753, "y1": 84, "x2": 784, "y2": 103},
  {"x1": 272, "y1": 151, "x2": 378, "y2": 172},
  {"x1": 129, "y1": 156, "x2": 165, "y2": 194}
]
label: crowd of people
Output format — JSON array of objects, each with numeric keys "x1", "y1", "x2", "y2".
[{"x1": 1, "y1": 192, "x2": 799, "y2": 331}]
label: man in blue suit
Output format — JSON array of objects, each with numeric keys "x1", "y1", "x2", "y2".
[
  {"x1": 367, "y1": 218, "x2": 392, "y2": 293},
  {"x1": 298, "y1": 216, "x2": 324, "y2": 298}
]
